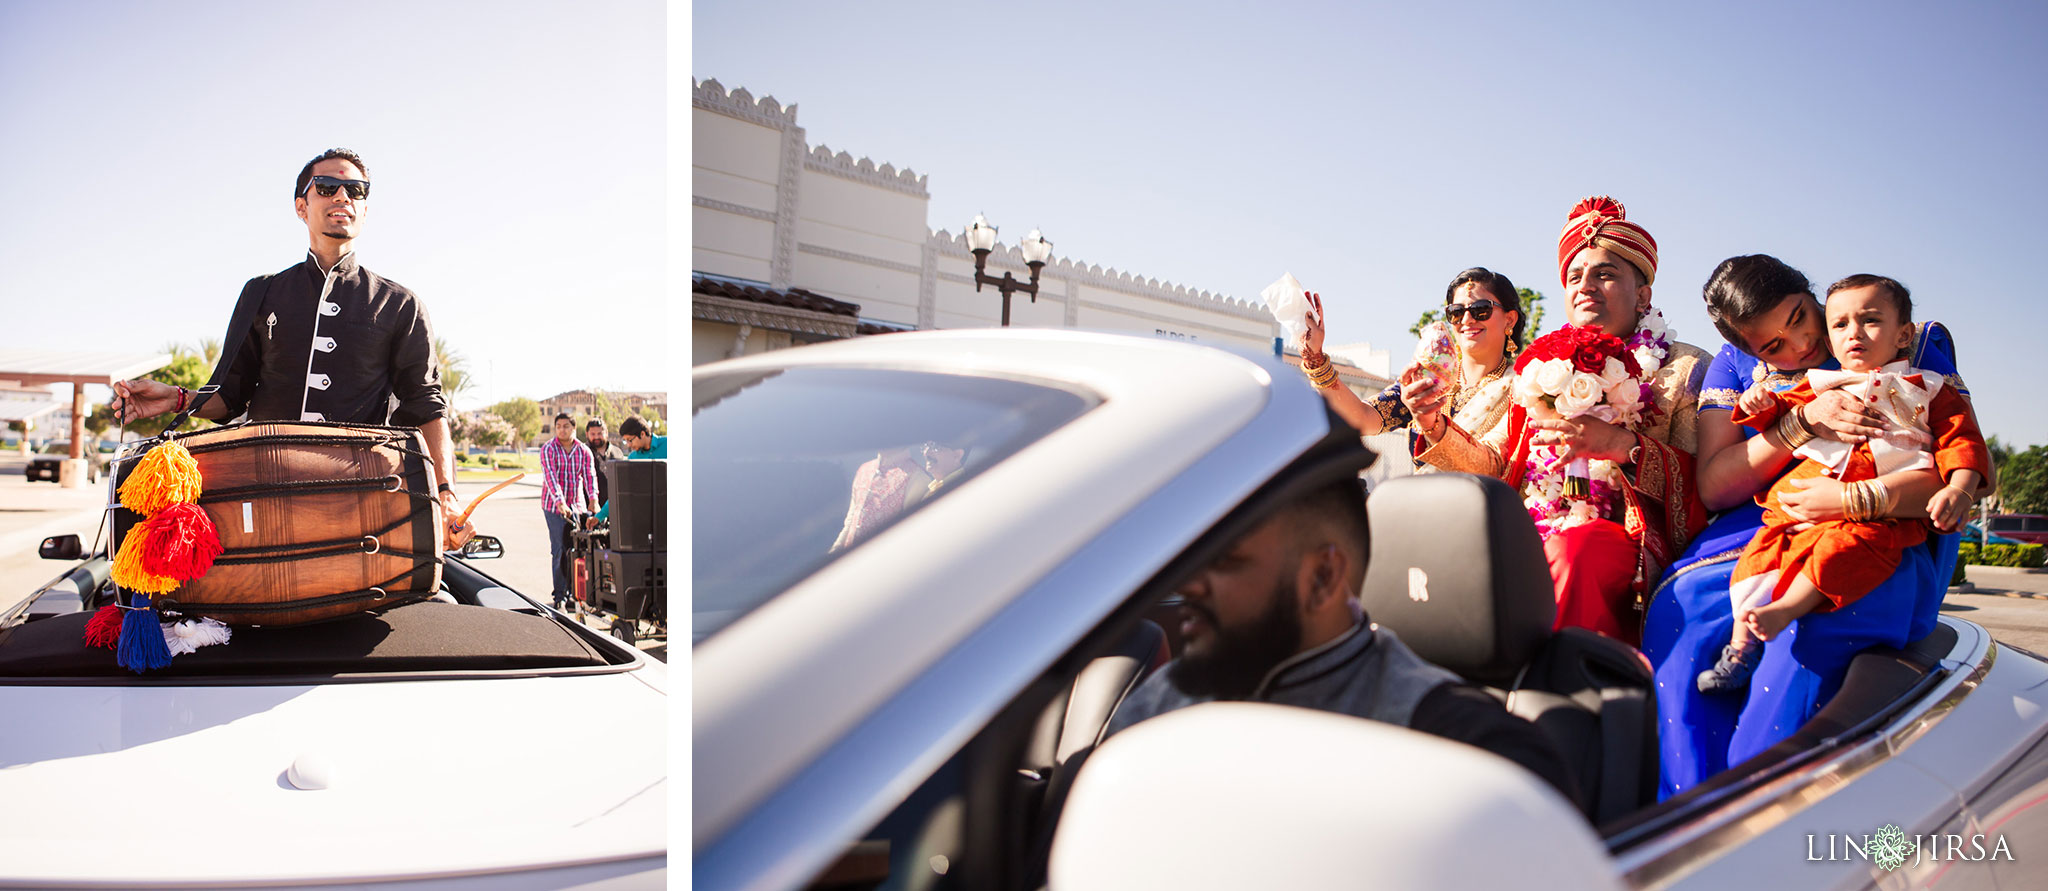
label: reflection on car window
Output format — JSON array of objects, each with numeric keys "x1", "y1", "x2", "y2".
[{"x1": 693, "y1": 367, "x2": 1098, "y2": 644}]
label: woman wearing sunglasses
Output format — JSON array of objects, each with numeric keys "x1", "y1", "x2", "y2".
[
  {"x1": 1300, "y1": 267, "x2": 1524, "y2": 476},
  {"x1": 1642, "y1": 255, "x2": 1971, "y2": 798}
]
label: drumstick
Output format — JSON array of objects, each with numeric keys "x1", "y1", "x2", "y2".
[{"x1": 452, "y1": 473, "x2": 525, "y2": 529}]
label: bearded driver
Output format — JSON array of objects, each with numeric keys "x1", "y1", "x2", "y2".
[
  {"x1": 114, "y1": 148, "x2": 465, "y2": 547},
  {"x1": 1103, "y1": 478, "x2": 1578, "y2": 800},
  {"x1": 1499, "y1": 196, "x2": 1711, "y2": 645}
]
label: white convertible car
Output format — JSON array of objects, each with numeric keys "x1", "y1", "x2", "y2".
[
  {"x1": 0, "y1": 531, "x2": 667, "y2": 887},
  {"x1": 694, "y1": 329, "x2": 2048, "y2": 890}
]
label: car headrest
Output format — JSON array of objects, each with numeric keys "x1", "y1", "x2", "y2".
[{"x1": 1359, "y1": 473, "x2": 1554, "y2": 687}]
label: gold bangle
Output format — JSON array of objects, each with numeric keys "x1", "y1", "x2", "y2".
[
  {"x1": 1304, "y1": 358, "x2": 1340, "y2": 389},
  {"x1": 1776, "y1": 408, "x2": 1815, "y2": 450},
  {"x1": 1843, "y1": 478, "x2": 1889, "y2": 522}
]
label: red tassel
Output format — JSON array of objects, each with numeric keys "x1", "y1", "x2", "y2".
[
  {"x1": 84, "y1": 604, "x2": 125, "y2": 649},
  {"x1": 139, "y1": 503, "x2": 223, "y2": 581}
]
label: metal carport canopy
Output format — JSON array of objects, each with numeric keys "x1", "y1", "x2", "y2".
[
  {"x1": 0, "y1": 350, "x2": 173, "y2": 468},
  {"x1": 0, "y1": 349, "x2": 173, "y2": 388}
]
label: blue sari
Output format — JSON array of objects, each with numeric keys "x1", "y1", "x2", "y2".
[{"x1": 1642, "y1": 323, "x2": 1965, "y2": 798}]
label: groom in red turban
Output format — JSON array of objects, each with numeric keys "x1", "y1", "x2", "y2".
[{"x1": 1498, "y1": 197, "x2": 1712, "y2": 646}]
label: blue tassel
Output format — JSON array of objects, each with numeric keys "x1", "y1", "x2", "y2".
[{"x1": 116, "y1": 591, "x2": 173, "y2": 673}]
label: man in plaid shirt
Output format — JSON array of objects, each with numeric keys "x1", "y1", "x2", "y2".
[{"x1": 540, "y1": 412, "x2": 600, "y2": 610}]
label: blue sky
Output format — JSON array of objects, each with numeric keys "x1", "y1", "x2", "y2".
[
  {"x1": 0, "y1": 0, "x2": 664, "y2": 412},
  {"x1": 693, "y1": 0, "x2": 2048, "y2": 447}
]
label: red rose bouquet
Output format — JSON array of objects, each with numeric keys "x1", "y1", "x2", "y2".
[{"x1": 1513, "y1": 324, "x2": 1660, "y2": 502}]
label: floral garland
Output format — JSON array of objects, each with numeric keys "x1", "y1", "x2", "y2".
[{"x1": 1515, "y1": 308, "x2": 1674, "y2": 539}]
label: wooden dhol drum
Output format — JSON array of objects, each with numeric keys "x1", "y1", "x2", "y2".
[{"x1": 113, "y1": 422, "x2": 443, "y2": 626}]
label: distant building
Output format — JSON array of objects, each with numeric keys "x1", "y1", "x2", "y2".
[
  {"x1": 537, "y1": 389, "x2": 668, "y2": 424},
  {"x1": 692, "y1": 78, "x2": 1287, "y2": 362}
]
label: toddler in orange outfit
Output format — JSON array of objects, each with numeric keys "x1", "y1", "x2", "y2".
[{"x1": 1698, "y1": 275, "x2": 1989, "y2": 693}]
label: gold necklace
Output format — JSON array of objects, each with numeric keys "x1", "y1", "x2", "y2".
[{"x1": 1450, "y1": 354, "x2": 1512, "y2": 412}]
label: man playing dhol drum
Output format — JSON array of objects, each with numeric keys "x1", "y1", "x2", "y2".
[{"x1": 113, "y1": 148, "x2": 465, "y2": 547}]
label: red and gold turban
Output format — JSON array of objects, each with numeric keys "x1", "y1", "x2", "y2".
[{"x1": 1556, "y1": 195, "x2": 1657, "y2": 288}]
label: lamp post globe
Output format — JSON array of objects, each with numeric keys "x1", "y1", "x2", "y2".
[
  {"x1": 963, "y1": 215, "x2": 1050, "y2": 327},
  {"x1": 966, "y1": 214, "x2": 999, "y2": 254}
]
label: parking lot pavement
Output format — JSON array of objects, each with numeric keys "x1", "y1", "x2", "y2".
[
  {"x1": 1946, "y1": 565, "x2": 2048, "y2": 655},
  {"x1": 0, "y1": 455, "x2": 111, "y2": 612}
]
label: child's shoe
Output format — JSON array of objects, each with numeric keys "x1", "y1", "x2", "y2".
[{"x1": 1696, "y1": 641, "x2": 1762, "y2": 694}]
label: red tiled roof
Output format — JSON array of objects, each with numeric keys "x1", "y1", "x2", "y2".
[{"x1": 693, "y1": 274, "x2": 859, "y2": 318}]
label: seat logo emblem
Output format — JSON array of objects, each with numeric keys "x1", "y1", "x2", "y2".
[{"x1": 1407, "y1": 567, "x2": 1429, "y2": 602}]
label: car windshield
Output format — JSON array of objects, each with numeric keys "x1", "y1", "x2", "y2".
[{"x1": 692, "y1": 365, "x2": 1099, "y2": 643}]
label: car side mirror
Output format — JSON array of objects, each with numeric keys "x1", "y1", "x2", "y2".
[
  {"x1": 39, "y1": 534, "x2": 83, "y2": 561},
  {"x1": 460, "y1": 535, "x2": 504, "y2": 559}
]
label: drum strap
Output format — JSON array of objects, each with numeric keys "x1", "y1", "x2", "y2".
[
  {"x1": 211, "y1": 509, "x2": 435, "y2": 566},
  {"x1": 199, "y1": 475, "x2": 434, "y2": 504}
]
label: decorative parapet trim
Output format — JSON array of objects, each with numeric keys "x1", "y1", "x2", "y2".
[
  {"x1": 805, "y1": 145, "x2": 929, "y2": 197},
  {"x1": 1063, "y1": 276, "x2": 1079, "y2": 326},
  {"x1": 928, "y1": 229, "x2": 1270, "y2": 323},
  {"x1": 693, "y1": 292, "x2": 858, "y2": 340},
  {"x1": 771, "y1": 124, "x2": 805, "y2": 287},
  {"x1": 918, "y1": 243, "x2": 938, "y2": 329},
  {"x1": 798, "y1": 242, "x2": 924, "y2": 276},
  {"x1": 693, "y1": 196, "x2": 775, "y2": 222},
  {"x1": 693, "y1": 78, "x2": 798, "y2": 128}
]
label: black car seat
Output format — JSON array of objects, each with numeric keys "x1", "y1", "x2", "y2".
[
  {"x1": 1016, "y1": 619, "x2": 1168, "y2": 886},
  {"x1": 1020, "y1": 620, "x2": 1168, "y2": 804},
  {"x1": 1358, "y1": 473, "x2": 1658, "y2": 824}
]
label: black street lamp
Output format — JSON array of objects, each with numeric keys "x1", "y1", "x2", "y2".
[{"x1": 965, "y1": 214, "x2": 1054, "y2": 326}]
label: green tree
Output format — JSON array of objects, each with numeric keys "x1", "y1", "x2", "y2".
[
  {"x1": 583, "y1": 389, "x2": 628, "y2": 433},
  {"x1": 87, "y1": 339, "x2": 223, "y2": 440},
  {"x1": 640, "y1": 407, "x2": 665, "y2": 436},
  {"x1": 1407, "y1": 309, "x2": 1441, "y2": 338},
  {"x1": 473, "y1": 415, "x2": 514, "y2": 453},
  {"x1": 98, "y1": 345, "x2": 214, "y2": 439},
  {"x1": 488, "y1": 397, "x2": 543, "y2": 446},
  {"x1": 1998, "y1": 445, "x2": 2048, "y2": 516},
  {"x1": 435, "y1": 337, "x2": 474, "y2": 402},
  {"x1": 1518, "y1": 288, "x2": 1547, "y2": 342}
]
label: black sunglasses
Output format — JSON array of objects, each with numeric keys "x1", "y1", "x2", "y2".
[
  {"x1": 304, "y1": 175, "x2": 371, "y2": 200},
  {"x1": 1444, "y1": 299, "x2": 1499, "y2": 323}
]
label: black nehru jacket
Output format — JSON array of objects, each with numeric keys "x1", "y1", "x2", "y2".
[{"x1": 212, "y1": 251, "x2": 447, "y2": 426}]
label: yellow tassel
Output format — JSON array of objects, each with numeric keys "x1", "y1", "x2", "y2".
[
  {"x1": 119, "y1": 441, "x2": 203, "y2": 515},
  {"x1": 111, "y1": 524, "x2": 179, "y2": 595}
]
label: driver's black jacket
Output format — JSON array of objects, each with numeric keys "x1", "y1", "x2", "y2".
[
  {"x1": 212, "y1": 250, "x2": 446, "y2": 426},
  {"x1": 1106, "y1": 622, "x2": 1579, "y2": 801}
]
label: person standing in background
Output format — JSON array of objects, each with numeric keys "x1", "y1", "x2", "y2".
[{"x1": 539, "y1": 412, "x2": 599, "y2": 610}]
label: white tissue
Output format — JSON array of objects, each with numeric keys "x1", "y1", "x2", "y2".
[{"x1": 1259, "y1": 272, "x2": 1318, "y2": 344}]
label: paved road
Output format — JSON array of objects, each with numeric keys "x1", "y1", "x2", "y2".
[{"x1": 1947, "y1": 565, "x2": 2048, "y2": 655}]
